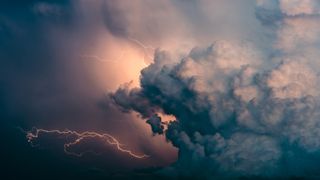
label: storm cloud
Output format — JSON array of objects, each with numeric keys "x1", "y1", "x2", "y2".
[
  {"x1": 112, "y1": 0, "x2": 320, "y2": 178},
  {"x1": 3, "y1": 0, "x2": 320, "y2": 179}
]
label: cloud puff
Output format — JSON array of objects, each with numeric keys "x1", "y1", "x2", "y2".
[
  {"x1": 257, "y1": 0, "x2": 320, "y2": 16},
  {"x1": 146, "y1": 114, "x2": 164, "y2": 135},
  {"x1": 266, "y1": 61, "x2": 319, "y2": 99},
  {"x1": 279, "y1": 0, "x2": 320, "y2": 16}
]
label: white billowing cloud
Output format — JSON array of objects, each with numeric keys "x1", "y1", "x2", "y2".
[
  {"x1": 257, "y1": 0, "x2": 320, "y2": 16},
  {"x1": 234, "y1": 86, "x2": 258, "y2": 102},
  {"x1": 267, "y1": 61, "x2": 319, "y2": 99},
  {"x1": 112, "y1": 38, "x2": 320, "y2": 176},
  {"x1": 279, "y1": 0, "x2": 320, "y2": 16},
  {"x1": 233, "y1": 66, "x2": 259, "y2": 102},
  {"x1": 109, "y1": 0, "x2": 320, "y2": 178},
  {"x1": 175, "y1": 41, "x2": 261, "y2": 94},
  {"x1": 275, "y1": 17, "x2": 320, "y2": 52}
]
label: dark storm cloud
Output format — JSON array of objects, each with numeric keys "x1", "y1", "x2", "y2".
[
  {"x1": 0, "y1": 0, "x2": 73, "y2": 123},
  {"x1": 146, "y1": 114, "x2": 164, "y2": 135},
  {"x1": 111, "y1": 0, "x2": 320, "y2": 178},
  {"x1": 0, "y1": 2, "x2": 93, "y2": 178},
  {"x1": 101, "y1": 0, "x2": 129, "y2": 37},
  {"x1": 6, "y1": 0, "x2": 320, "y2": 179}
]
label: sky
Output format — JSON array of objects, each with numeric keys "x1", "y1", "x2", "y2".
[{"x1": 2, "y1": 0, "x2": 320, "y2": 179}]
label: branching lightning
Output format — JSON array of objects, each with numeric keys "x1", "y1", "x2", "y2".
[
  {"x1": 64, "y1": 38, "x2": 155, "y2": 159},
  {"x1": 80, "y1": 37, "x2": 155, "y2": 64},
  {"x1": 19, "y1": 127, "x2": 149, "y2": 159},
  {"x1": 128, "y1": 37, "x2": 155, "y2": 61}
]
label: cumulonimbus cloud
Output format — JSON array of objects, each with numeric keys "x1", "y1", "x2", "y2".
[{"x1": 111, "y1": 0, "x2": 320, "y2": 177}]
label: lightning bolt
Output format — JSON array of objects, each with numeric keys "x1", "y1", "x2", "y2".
[
  {"x1": 79, "y1": 52, "x2": 126, "y2": 63},
  {"x1": 19, "y1": 127, "x2": 149, "y2": 159},
  {"x1": 128, "y1": 37, "x2": 155, "y2": 62},
  {"x1": 80, "y1": 37, "x2": 155, "y2": 65}
]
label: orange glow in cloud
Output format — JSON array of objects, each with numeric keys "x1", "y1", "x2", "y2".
[
  {"x1": 81, "y1": 35, "x2": 153, "y2": 92},
  {"x1": 158, "y1": 113, "x2": 176, "y2": 124}
]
